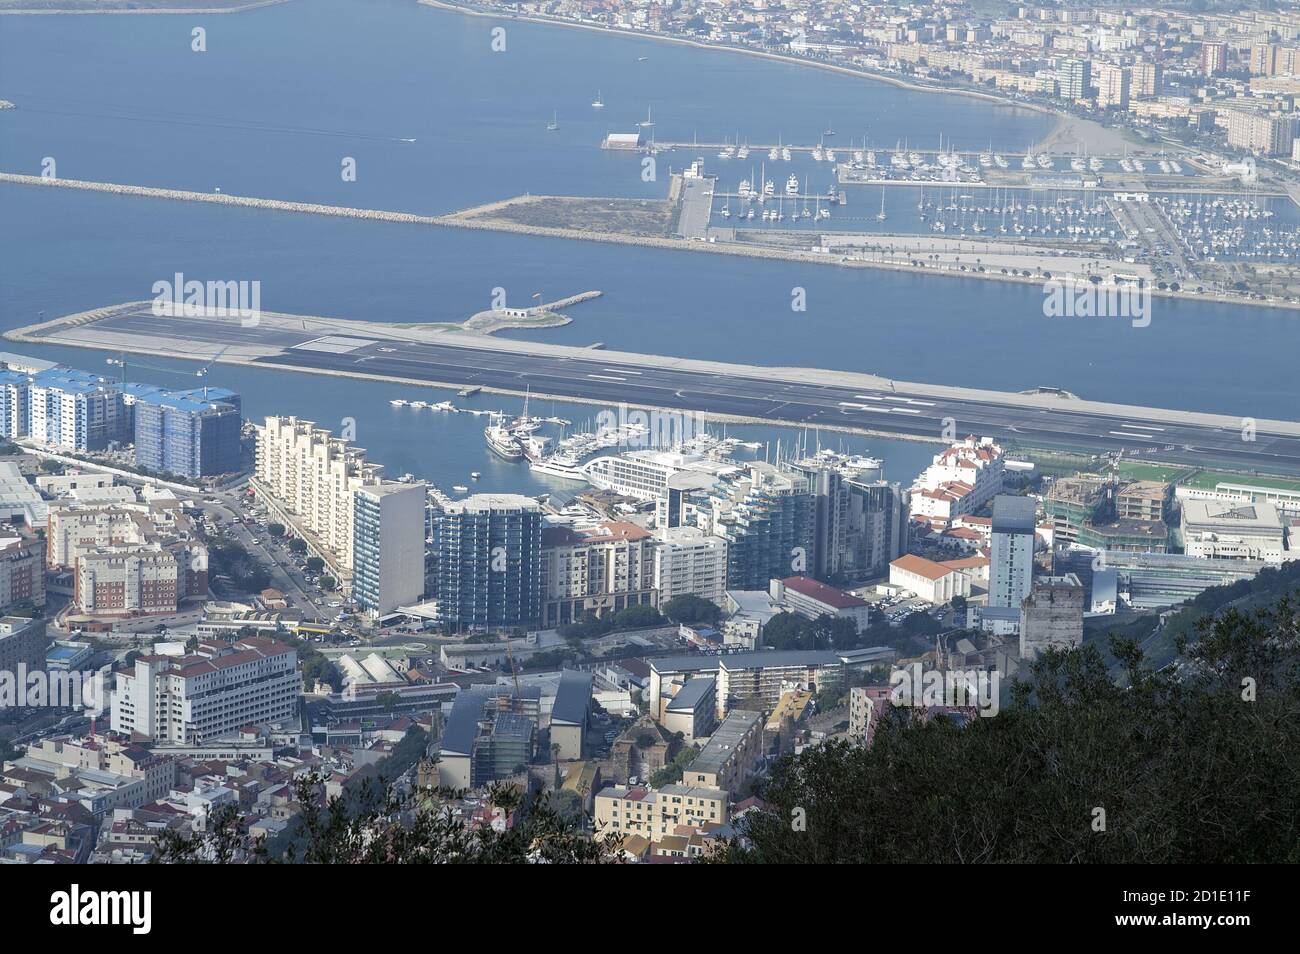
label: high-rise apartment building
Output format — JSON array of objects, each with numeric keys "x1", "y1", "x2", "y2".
[
  {"x1": 27, "y1": 368, "x2": 125, "y2": 452},
  {"x1": 1095, "y1": 62, "x2": 1131, "y2": 108},
  {"x1": 351, "y1": 481, "x2": 428, "y2": 615},
  {"x1": 984, "y1": 494, "x2": 1038, "y2": 635},
  {"x1": 430, "y1": 493, "x2": 542, "y2": 632},
  {"x1": 131, "y1": 387, "x2": 242, "y2": 478},
  {"x1": 703, "y1": 464, "x2": 815, "y2": 591},
  {"x1": 653, "y1": 525, "x2": 728, "y2": 608},
  {"x1": 255, "y1": 415, "x2": 386, "y2": 572}
]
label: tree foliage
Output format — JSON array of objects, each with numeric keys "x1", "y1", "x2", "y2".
[{"x1": 719, "y1": 597, "x2": 1300, "y2": 864}]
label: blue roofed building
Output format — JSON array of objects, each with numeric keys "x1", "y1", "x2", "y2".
[
  {"x1": 0, "y1": 368, "x2": 30, "y2": 439},
  {"x1": 132, "y1": 387, "x2": 242, "y2": 478},
  {"x1": 27, "y1": 367, "x2": 126, "y2": 451}
]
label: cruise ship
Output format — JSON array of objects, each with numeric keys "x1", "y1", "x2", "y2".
[{"x1": 484, "y1": 412, "x2": 523, "y2": 460}]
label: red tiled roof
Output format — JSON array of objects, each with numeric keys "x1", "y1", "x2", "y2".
[{"x1": 780, "y1": 575, "x2": 868, "y2": 609}]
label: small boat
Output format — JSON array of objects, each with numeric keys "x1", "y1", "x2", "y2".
[
  {"x1": 546, "y1": 110, "x2": 558, "y2": 131},
  {"x1": 452, "y1": 485, "x2": 469, "y2": 493},
  {"x1": 390, "y1": 399, "x2": 408, "y2": 407},
  {"x1": 591, "y1": 90, "x2": 604, "y2": 109},
  {"x1": 470, "y1": 472, "x2": 481, "y2": 479}
]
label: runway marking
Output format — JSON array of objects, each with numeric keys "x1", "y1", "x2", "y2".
[
  {"x1": 853, "y1": 394, "x2": 884, "y2": 401},
  {"x1": 586, "y1": 373, "x2": 627, "y2": 382},
  {"x1": 1109, "y1": 431, "x2": 1158, "y2": 441},
  {"x1": 1121, "y1": 423, "x2": 1165, "y2": 431},
  {"x1": 839, "y1": 402, "x2": 892, "y2": 413},
  {"x1": 606, "y1": 368, "x2": 642, "y2": 375}
]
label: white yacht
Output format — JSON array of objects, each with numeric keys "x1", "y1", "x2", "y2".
[
  {"x1": 484, "y1": 412, "x2": 523, "y2": 461},
  {"x1": 785, "y1": 173, "x2": 800, "y2": 196}
]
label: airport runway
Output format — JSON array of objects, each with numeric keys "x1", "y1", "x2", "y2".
[{"x1": 23, "y1": 308, "x2": 1300, "y2": 476}]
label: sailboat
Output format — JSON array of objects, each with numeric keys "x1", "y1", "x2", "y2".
[
  {"x1": 591, "y1": 90, "x2": 604, "y2": 109},
  {"x1": 876, "y1": 189, "x2": 887, "y2": 221},
  {"x1": 639, "y1": 106, "x2": 655, "y2": 128},
  {"x1": 546, "y1": 110, "x2": 559, "y2": 131}
]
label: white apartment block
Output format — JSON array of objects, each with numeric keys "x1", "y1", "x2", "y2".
[
  {"x1": 653, "y1": 526, "x2": 728, "y2": 608},
  {"x1": 351, "y1": 480, "x2": 428, "y2": 615},
  {"x1": 255, "y1": 415, "x2": 386, "y2": 572},
  {"x1": 112, "y1": 637, "x2": 300, "y2": 744},
  {"x1": 909, "y1": 437, "x2": 1005, "y2": 527}
]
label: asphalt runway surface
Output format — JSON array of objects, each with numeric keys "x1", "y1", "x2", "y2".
[{"x1": 41, "y1": 309, "x2": 1300, "y2": 476}]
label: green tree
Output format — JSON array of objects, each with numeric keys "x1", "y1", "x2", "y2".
[
  {"x1": 717, "y1": 596, "x2": 1300, "y2": 864},
  {"x1": 661, "y1": 594, "x2": 722, "y2": 626}
]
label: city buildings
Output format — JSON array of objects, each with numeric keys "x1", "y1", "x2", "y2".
[
  {"x1": 436, "y1": 685, "x2": 542, "y2": 788},
  {"x1": 1224, "y1": 108, "x2": 1294, "y2": 155},
  {"x1": 256, "y1": 415, "x2": 427, "y2": 611},
  {"x1": 351, "y1": 481, "x2": 428, "y2": 615},
  {"x1": 540, "y1": 520, "x2": 659, "y2": 627},
  {"x1": 985, "y1": 494, "x2": 1039, "y2": 635},
  {"x1": 648, "y1": 647, "x2": 892, "y2": 720},
  {"x1": 430, "y1": 493, "x2": 543, "y2": 632},
  {"x1": 1181, "y1": 499, "x2": 1288, "y2": 563},
  {"x1": 909, "y1": 437, "x2": 1004, "y2": 529},
  {"x1": 0, "y1": 525, "x2": 45, "y2": 612},
  {"x1": 111, "y1": 638, "x2": 300, "y2": 744},
  {"x1": 255, "y1": 415, "x2": 386, "y2": 573},
  {"x1": 702, "y1": 463, "x2": 816, "y2": 591},
  {"x1": 46, "y1": 497, "x2": 208, "y2": 619},
  {"x1": 660, "y1": 676, "x2": 717, "y2": 744},
  {"x1": 130, "y1": 386, "x2": 242, "y2": 478},
  {"x1": 773, "y1": 575, "x2": 872, "y2": 631},
  {"x1": 27, "y1": 367, "x2": 125, "y2": 452},
  {"x1": 888, "y1": 554, "x2": 972, "y2": 604},
  {"x1": 0, "y1": 615, "x2": 48, "y2": 678},
  {"x1": 682, "y1": 708, "x2": 765, "y2": 795},
  {"x1": 653, "y1": 525, "x2": 728, "y2": 608},
  {"x1": 550, "y1": 669, "x2": 594, "y2": 761}
]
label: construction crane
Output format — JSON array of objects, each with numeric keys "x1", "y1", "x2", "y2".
[
  {"x1": 503, "y1": 639, "x2": 522, "y2": 694},
  {"x1": 105, "y1": 346, "x2": 229, "y2": 388}
]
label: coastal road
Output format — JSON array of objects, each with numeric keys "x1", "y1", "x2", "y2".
[{"x1": 26, "y1": 308, "x2": 1300, "y2": 476}]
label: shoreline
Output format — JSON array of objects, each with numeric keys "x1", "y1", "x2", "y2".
[{"x1": 418, "y1": 0, "x2": 1066, "y2": 126}]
